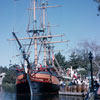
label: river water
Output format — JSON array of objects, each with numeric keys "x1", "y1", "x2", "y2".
[{"x1": 0, "y1": 86, "x2": 84, "y2": 100}]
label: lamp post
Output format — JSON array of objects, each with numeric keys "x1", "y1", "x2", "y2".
[{"x1": 89, "y1": 51, "x2": 94, "y2": 92}]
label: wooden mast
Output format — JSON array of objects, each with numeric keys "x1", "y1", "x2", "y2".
[
  {"x1": 39, "y1": 2, "x2": 61, "y2": 66},
  {"x1": 42, "y1": 2, "x2": 47, "y2": 66},
  {"x1": 33, "y1": 0, "x2": 38, "y2": 66},
  {"x1": 9, "y1": 0, "x2": 69, "y2": 69}
]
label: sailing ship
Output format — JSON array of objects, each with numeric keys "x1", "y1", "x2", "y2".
[{"x1": 10, "y1": 0, "x2": 68, "y2": 94}]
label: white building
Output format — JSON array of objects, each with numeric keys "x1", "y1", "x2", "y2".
[{"x1": 0, "y1": 73, "x2": 6, "y2": 85}]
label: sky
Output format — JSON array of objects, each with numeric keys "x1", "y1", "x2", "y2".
[{"x1": 0, "y1": 0, "x2": 100, "y2": 67}]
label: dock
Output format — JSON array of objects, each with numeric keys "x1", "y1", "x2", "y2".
[
  {"x1": 59, "y1": 84, "x2": 88, "y2": 97},
  {"x1": 59, "y1": 91, "x2": 86, "y2": 97}
]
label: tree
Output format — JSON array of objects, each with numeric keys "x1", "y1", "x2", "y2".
[
  {"x1": 54, "y1": 52, "x2": 67, "y2": 69},
  {"x1": 68, "y1": 51, "x2": 79, "y2": 69},
  {"x1": 68, "y1": 50, "x2": 89, "y2": 70},
  {"x1": 3, "y1": 70, "x2": 16, "y2": 84},
  {"x1": 0, "y1": 66, "x2": 8, "y2": 74},
  {"x1": 2, "y1": 64, "x2": 17, "y2": 85},
  {"x1": 94, "y1": 0, "x2": 100, "y2": 14},
  {"x1": 78, "y1": 41, "x2": 100, "y2": 76}
]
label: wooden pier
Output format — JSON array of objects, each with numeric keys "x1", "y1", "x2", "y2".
[
  {"x1": 59, "y1": 91, "x2": 86, "y2": 96},
  {"x1": 58, "y1": 84, "x2": 88, "y2": 99}
]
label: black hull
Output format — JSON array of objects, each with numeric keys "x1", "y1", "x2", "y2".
[
  {"x1": 16, "y1": 81, "x2": 60, "y2": 94},
  {"x1": 16, "y1": 81, "x2": 30, "y2": 94},
  {"x1": 31, "y1": 81, "x2": 60, "y2": 94}
]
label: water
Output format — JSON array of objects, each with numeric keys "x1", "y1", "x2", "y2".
[{"x1": 0, "y1": 86, "x2": 84, "y2": 100}]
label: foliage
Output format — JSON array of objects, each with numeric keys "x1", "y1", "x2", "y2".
[
  {"x1": 0, "y1": 65, "x2": 17, "y2": 85},
  {"x1": 76, "y1": 41, "x2": 100, "y2": 75},
  {"x1": 0, "y1": 66, "x2": 8, "y2": 73},
  {"x1": 2, "y1": 83, "x2": 15, "y2": 92},
  {"x1": 69, "y1": 49, "x2": 89, "y2": 69},
  {"x1": 94, "y1": 0, "x2": 100, "y2": 2},
  {"x1": 54, "y1": 41, "x2": 100, "y2": 76},
  {"x1": 3, "y1": 69, "x2": 16, "y2": 84},
  {"x1": 54, "y1": 52, "x2": 67, "y2": 69},
  {"x1": 94, "y1": 0, "x2": 100, "y2": 13},
  {"x1": 69, "y1": 51, "x2": 80, "y2": 69}
]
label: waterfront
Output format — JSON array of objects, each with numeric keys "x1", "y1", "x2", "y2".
[{"x1": 0, "y1": 86, "x2": 84, "y2": 100}]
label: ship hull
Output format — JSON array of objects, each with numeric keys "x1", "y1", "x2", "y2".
[
  {"x1": 16, "y1": 80, "x2": 60, "y2": 94},
  {"x1": 16, "y1": 68, "x2": 60, "y2": 94},
  {"x1": 31, "y1": 81, "x2": 60, "y2": 94},
  {"x1": 16, "y1": 81, "x2": 30, "y2": 94}
]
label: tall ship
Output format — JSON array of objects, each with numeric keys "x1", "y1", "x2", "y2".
[{"x1": 10, "y1": 0, "x2": 68, "y2": 95}]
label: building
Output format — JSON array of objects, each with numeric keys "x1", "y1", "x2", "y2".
[{"x1": 0, "y1": 73, "x2": 6, "y2": 85}]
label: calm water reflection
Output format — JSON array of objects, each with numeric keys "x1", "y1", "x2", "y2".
[
  {"x1": 16, "y1": 94, "x2": 83, "y2": 100},
  {"x1": 0, "y1": 86, "x2": 16, "y2": 100},
  {"x1": 16, "y1": 94, "x2": 59, "y2": 100},
  {"x1": 0, "y1": 86, "x2": 84, "y2": 100}
]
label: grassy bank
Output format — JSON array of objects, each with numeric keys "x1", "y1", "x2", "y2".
[{"x1": 2, "y1": 83, "x2": 16, "y2": 92}]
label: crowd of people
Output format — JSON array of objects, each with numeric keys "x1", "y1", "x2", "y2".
[{"x1": 60, "y1": 76, "x2": 100, "y2": 93}]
